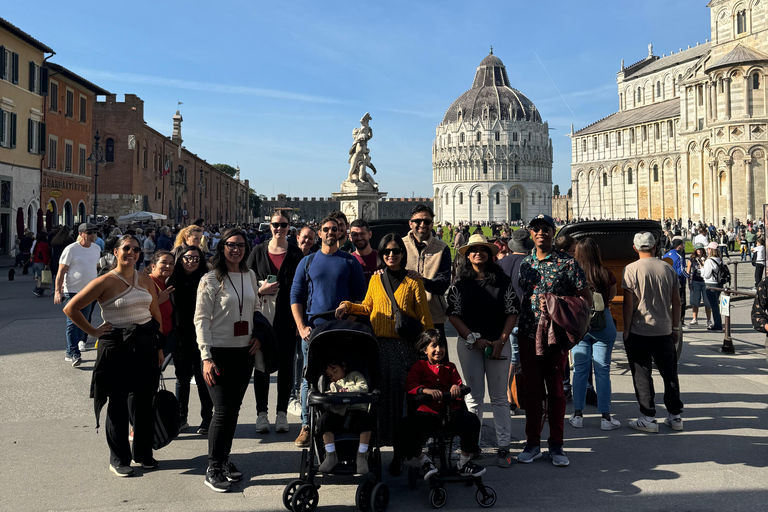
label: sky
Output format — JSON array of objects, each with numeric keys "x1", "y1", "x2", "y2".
[{"x1": 6, "y1": 1, "x2": 711, "y2": 199}]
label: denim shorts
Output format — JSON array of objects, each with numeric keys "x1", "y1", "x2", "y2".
[{"x1": 690, "y1": 280, "x2": 709, "y2": 308}]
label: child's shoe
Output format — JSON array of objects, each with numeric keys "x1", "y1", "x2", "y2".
[
  {"x1": 421, "y1": 458, "x2": 438, "y2": 481},
  {"x1": 356, "y1": 451, "x2": 369, "y2": 475},
  {"x1": 319, "y1": 451, "x2": 338, "y2": 473}
]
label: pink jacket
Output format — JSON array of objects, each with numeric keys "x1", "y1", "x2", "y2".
[{"x1": 535, "y1": 293, "x2": 590, "y2": 355}]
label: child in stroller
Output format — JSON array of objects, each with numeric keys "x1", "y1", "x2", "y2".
[
  {"x1": 392, "y1": 330, "x2": 486, "y2": 479},
  {"x1": 318, "y1": 358, "x2": 373, "y2": 475}
]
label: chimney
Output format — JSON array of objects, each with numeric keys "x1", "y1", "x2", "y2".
[{"x1": 172, "y1": 110, "x2": 183, "y2": 144}]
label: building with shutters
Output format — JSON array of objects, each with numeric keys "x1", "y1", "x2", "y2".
[
  {"x1": 0, "y1": 17, "x2": 52, "y2": 255},
  {"x1": 571, "y1": 0, "x2": 768, "y2": 226},
  {"x1": 432, "y1": 50, "x2": 553, "y2": 225}
]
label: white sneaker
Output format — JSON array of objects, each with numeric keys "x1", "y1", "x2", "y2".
[
  {"x1": 689, "y1": 318, "x2": 698, "y2": 326},
  {"x1": 681, "y1": 324, "x2": 690, "y2": 331},
  {"x1": 628, "y1": 417, "x2": 658, "y2": 433},
  {"x1": 664, "y1": 416, "x2": 684, "y2": 431},
  {"x1": 78, "y1": 341, "x2": 87, "y2": 352},
  {"x1": 275, "y1": 411, "x2": 289, "y2": 433},
  {"x1": 255, "y1": 412, "x2": 270, "y2": 433},
  {"x1": 707, "y1": 320, "x2": 713, "y2": 328},
  {"x1": 568, "y1": 414, "x2": 583, "y2": 428},
  {"x1": 601, "y1": 417, "x2": 621, "y2": 430}
]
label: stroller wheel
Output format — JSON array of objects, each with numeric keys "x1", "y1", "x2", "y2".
[
  {"x1": 355, "y1": 479, "x2": 374, "y2": 511},
  {"x1": 291, "y1": 483, "x2": 319, "y2": 512},
  {"x1": 407, "y1": 466, "x2": 418, "y2": 489},
  {"x1": 475, "y1": 486, "x2": 497, "y2": 508},
  {"x1": 429, "y1": 487, "x2": 447, "y2": 509},
  {"x1": 282, "y1": 480, "x2": 304, "y2": 511},
  {"x1": 370, "y1": 482, "x2": 390, "y2": 512}
]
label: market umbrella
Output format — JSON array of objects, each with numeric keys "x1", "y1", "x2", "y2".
[
  {"x1": 16, "y1": 207, "x2": 24, "y2": 238},
  {"x1": 117, "y1": 211, "x2": 167, "y2": 223},
  {"x1": 37, "y1": 208, "x2": 45, "y2": 234},
  {"x1": 44, "y1": 209, "x2": 52, "y2": 232}
]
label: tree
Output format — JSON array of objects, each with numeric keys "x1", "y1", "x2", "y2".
[
  {"x1": 567, "y1": 188, "x2": 572, "y2": 198},
  {"x1": 213, "y1": 163, "x2": 238, "y2": 177},
  {"x1": 249, "y1": 190, "x2": 262, "y2": 219},
  {"x1": 553, "y1": 184, "x2": 560, "y2": 196}
]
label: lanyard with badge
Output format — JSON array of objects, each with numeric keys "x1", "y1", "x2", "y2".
[{"x1": 227, "y1": 272, "x2": 249, "y2": 336}]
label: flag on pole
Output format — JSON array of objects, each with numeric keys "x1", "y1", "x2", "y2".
[{"x1": 163, "y1": 157, "x2": 170, "y2": 176}]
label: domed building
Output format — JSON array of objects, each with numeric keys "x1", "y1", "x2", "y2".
[{"x1": 433, "y1": 50, "x2": 553, "y2": 224}]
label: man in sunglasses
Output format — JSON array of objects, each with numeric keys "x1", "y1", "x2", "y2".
[
  {"x1": 54, "y1": 222, "x2": 102, "y2": 367},
  {"x1": 290, "y1": 217, "x2": 366, "y2": 447},
  {"x1": 516, "y1": 214, "x2": 591, "y2": 467},
  {"x1": 402, "y1": 204, "x2": 452, "y2": 343},
  {"x1": 329, "y1": 210, "x2": 354, "y2": 253}
]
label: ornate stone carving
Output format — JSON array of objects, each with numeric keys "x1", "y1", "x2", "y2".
[{"x1": 346, "y1": 113, "x2": 377, "y2": 190}]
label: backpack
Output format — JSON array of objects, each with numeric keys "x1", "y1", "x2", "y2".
[
  {"x1": 589, "y1": 289, "x2": 607, "y2": 331},
  {"x1": 714, "y1": 260, "x2": 731, "y2": 287}
]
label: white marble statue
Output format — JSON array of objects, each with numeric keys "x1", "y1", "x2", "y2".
[{"x1": 347, "y1": 113, "x2": 378, "y2": 188}]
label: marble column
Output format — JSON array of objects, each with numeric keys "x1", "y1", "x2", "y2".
[
  {"x1": 745, "y1": 74, "x2": 752, "y2": 118},
  {"x1": 683, "y1": 89, "x2": 689, "y2": 129},
  {"x1": 724, "y1": 78, "x2": 732, "y2": 120},
  {"x1": 572, "y1": 178, "x2": 579, "y2": 219},
  {"x1": 712, "y1": 81, "x2": 719, "y2": 119},
  {"x1": 708, "y1": 160, "x2": 716, "y2": 224},
  {"x1": 673, "y1": 160, "x2": 680, "y2": 219},
  {"x1": 745, "y1": 156, "x2": 754, "y2": 221},
  {"x1": 705, "y1": 81, "x2": 712, "y2": 121},
  {"x1": 660, "y1": 164, "x2": 666, "y2": 220},
  {"x1": 683, "y1": 152, "x2": 690, "y2": 220},
  {"x1": 725, "y1": 159, "x2": 734, "y2": 228}
]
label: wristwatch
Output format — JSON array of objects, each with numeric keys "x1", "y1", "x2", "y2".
[{"x1": 464, "y1": 332, "x2": 481, "y2": 349}]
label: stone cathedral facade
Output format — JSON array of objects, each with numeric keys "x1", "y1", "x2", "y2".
[
  {"x1": 571, "y1": 0, "x2": 768, "y2": 226},
  {"x1": 433, "y1": 51, "x2": 553, "y2": 225}
]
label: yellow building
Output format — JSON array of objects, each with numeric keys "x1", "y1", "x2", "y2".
[{"x1": 0, "y1": 17, "x2": 53, "y2": 255}]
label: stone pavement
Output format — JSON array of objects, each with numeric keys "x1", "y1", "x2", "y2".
[{"x1": 1, "y1": 271, "x2": 767, "y2": 512}]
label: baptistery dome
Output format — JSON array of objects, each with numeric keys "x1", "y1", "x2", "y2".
[{"x1": 433, "y1": 50, "x2": 553, "y2": 225}]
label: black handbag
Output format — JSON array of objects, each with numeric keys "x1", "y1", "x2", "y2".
[{"x1": 380, "y1": 269, "x2": 422, "y2": 343}]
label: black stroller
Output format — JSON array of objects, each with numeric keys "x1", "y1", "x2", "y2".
[{"x1": 282, "y1": 320, "x2": 389, "y2": 512}]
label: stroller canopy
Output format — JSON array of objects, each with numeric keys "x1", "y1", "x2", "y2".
[{"x1": 306, "y1": 320, "x2": 381, "y2": 392}]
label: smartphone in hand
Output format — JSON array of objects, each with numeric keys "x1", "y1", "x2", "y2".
[{"x1": 267, "y1": 275, "x2": 277, "y2": 284}]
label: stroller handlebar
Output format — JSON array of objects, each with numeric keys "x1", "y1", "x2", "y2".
[
  {"x1": 412, "y1": 385, "x2": 471, "y2": 403},
  {"x1": 307, "y1": 390, "x2": 381, "y2": 406}
]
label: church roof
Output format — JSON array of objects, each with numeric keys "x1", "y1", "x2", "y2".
[
  {"x1": 441, "y1": 51, "x2": 542, "y2": 125},
  {"x1": 623, "y1": 43, "x2": 711, "y2": 79},
  {"x1": 574, "y1": 99, "x2": 679, "y2": 136},
  {"x1": 707, "y1": 43, "x2": 768, "y2": 70}
]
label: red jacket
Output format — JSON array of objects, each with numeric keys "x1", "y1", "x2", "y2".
[
  {"x1": 406, "y1": 359, "x2": 463, "y2": 414},
  {"x1": 33, "y1": 241, "x2": 50, "y2": 265}
]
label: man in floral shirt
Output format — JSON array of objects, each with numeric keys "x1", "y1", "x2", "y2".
[{"x1": 516, "y1": 214, "x2": 590, "y2": 467}]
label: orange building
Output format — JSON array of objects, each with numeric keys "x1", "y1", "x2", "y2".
[{"x1": 42, "y1": 63, "x2": 108, "y2": 227}]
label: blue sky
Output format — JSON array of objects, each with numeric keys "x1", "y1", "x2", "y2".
[{"x1": 7, "y1": 1, "x2": 710, "y2": 198}]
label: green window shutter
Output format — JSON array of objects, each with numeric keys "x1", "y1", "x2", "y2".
[
  {"x1": 40, "y1": 67, "x2": 48, "y2": 95},
  {"x1": 10, "y1": 113, "x2": 16, "y2": 148},
  {"x1": 12, "y1": 53, "x2": 19, "y2": 84},
  {"x1": 28, "y1": 61, "x2": 35, "y2": 91},
  {"x1": 28, "y1": 118, "x2": 33, "y2": 152},
  {"x1": 0, "y1": 47, "x2": 5, "y2": 80},
  {"x1": 38, "y1": 122, "x2": 46, "y2": 154},
  {"x1": 0, "y1": 111, "x2": 4, "y2": 147}
]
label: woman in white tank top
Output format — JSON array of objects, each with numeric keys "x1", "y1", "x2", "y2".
[{"x1": 64, "y1": 234, "x2": 163, "y2": 478}]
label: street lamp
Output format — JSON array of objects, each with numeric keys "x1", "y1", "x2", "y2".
[
  {"x1": 199, "y1": 168, "x2": 205, "y2": 219},
  {"x1": 86, "y1": 131, "x2": 106, "y2": 223}
]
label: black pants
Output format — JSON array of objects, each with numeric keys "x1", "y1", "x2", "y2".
[
  {"x1": 206, "y1": 346, "x2": 255, "y2": 467},
  {"x1": 253, "y1": 331, "x2": 295, "y2": 413},
  {"x1": 102, "y1": 335, "x2": 159, "y2": 466},
  {"x1": 174, "y1": 342, "x2": 213, "y2": 424},
  {"x1": 624, "y1": 333, "x2": 683, "y2": 418},
  {"x1": 393, "y1": 410, "x2": 480, "y2": 460},
  {"x1": 756, "y1": 263, "x2": 765, "y2": 287},
  {"x1": 679, "y1": 281, "x2": 687, "y2": 323},
  {"x1": 317, "y1": 410, "x2": 373, "y2": 435}
]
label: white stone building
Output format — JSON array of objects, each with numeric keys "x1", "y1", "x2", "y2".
[
  {"x1": 433, "y1": 51, "x2": 553, "y2": 225},
  {"x1": 572, "y1": 0, "x2": 768, "y2": 227}
]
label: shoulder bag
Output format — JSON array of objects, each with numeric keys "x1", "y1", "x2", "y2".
[{"x1": 380, "y1": 270, "x2": 422, "y2": 343}]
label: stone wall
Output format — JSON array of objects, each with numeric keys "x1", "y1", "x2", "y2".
[
  {"x1": 551, "y1": 195, "x2": 572, "y2": 222},
  {"x1": 260, "y1": 194, "x2": 433, "y2": 222}
]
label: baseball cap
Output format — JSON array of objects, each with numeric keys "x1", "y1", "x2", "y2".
[
  {"x1": 529, "y1": 214, "x2": 555, "y2": 229},
  {"x1": 707, "y1": 241, "x2": 719, "y2": 250},
  {"x1": 78, "y1": 222, "x2": 97, "y2": 233},
  {"x1": 633, "y1": 232, "x2": 656, "y2": 249}
]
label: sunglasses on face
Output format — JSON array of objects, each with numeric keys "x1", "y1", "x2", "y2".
[
  {"x1": 224, "y1": 242, "x2": 247, "y2": 250},
  {"x1": 322, "y1": 226, "x2": 338, "y2": 233},
  {"x1": 381, "y1": 248, "x2": 403, "y2": 256},
  {"x1": 120, "y1": 246, "x2": 141, "y2": 253},
  {"x1": 530, "y1": 226, "x2": 552, "y2": 234},
  {"x1": 411, "y1": 218, "x2": 433, "y2": 226},
  {"x1": 183, "y1": 256, "x2": 201, "y2": 263},
  {"x1": 271, "y1": 222, "x2": 289, "y2": 229}
]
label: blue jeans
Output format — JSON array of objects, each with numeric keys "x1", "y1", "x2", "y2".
[
  {"x1": 64, "y1": 292, "x2": 94, "y2": 359},
  {"x1": 572, "y1": 308, "x2": 617, "y2": 413},
  {"x1": 32, "y1": 262, "x2": 46, "y2": 293},
  {"x1": 300, "y1": 338, "x2": 309, "y2": 426},
  {"x1": 705, "y1": 288, "x2": 722, "y2": 329}
]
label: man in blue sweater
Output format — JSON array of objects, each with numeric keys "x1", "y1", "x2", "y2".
[
  {"x1": 663, "y1": 236, "x2": 689, "y2": 330},
  {"x1": 290, "y1": 216, "x2": 366, "y2": 447}
]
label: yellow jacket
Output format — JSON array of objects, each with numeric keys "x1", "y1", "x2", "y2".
[{"x1": 343, "y1": 274, "x2": 434, "y2": 339}]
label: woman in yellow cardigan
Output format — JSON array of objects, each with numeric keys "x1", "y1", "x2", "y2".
[{"x1": 336, "y1": 233, "x2": 433, "y2": 445}]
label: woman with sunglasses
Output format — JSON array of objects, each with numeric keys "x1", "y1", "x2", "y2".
[
  {"x1": 63, "y1": 235, "x2": 164, "y2": 477},
  {"x1": 247, "y1": 212, "x2": 304, "y2": 434},
  {"x1": 169, "y1": 246, "x2": 212, "y2": 434},
  {"x1": 335, "y1": 233, "x2": 433, "y2": 447},
  {"x1": 447, "y1": 234, "x2": 519, "y2": 469},
  {"x1": 194, "y1": 228, "x2": 262, "y2": 492}
]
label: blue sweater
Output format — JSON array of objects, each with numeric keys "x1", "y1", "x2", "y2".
[{"x1": 290, "y1": 250, "x2": 366, "y2": 326}]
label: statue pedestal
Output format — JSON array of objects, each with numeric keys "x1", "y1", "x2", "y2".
[{"x1": 332, "y1": 180, "x2": 386, "y2": 222}]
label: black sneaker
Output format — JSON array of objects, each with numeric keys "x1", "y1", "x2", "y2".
[
  {"x1": 135, "y1": 458, "x2": 159, "y2": 470},
  {"x1": 109, "y1": 464, "x2": 135, "y2": 477},
  {"x1": 421, "y1": 458, "x2": 438, "y2": 481},
  {"x1": 205, "y1": 466, "x2": 231, "y2": 492},
  {"x1": 179, "y1": 416, "x2": 189, "y2": 430},
  {"x1": 222, "y1": 460, "x2": 242, "y2": 482},
  {"x1": 458, "y1": 460, "x2": 486, "y2": 477},
  {"x1": 197, "y1": 419, "x2": 210, "y2": 435}
]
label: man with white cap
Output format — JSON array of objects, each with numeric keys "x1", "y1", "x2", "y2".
[{"x1": 622, "y1": 232, "x2": 684, "y2": 433}]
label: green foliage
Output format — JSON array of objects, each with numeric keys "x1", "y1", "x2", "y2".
[
  {"x1": 553, "y1": 184, "x2": 560, "y2": 196},
  {"x1": 213, "y1": 163, "x2": 238, "y2": 177},
  {"x1": 249, "y1": 190, "x2": 262, "y2": 218},
  {"x1": 567, "y1": 188, "x2": 572, "y2": 198}
]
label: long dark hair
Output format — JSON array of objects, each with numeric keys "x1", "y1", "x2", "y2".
[
  {"x1": 574, "y1": 238, "x2": 612, "y2": 303},
  {"x1": 210, "y1": 228, "x2": 251, "y2": 282},
  {"x1": 169, "y1": 245, "x2": 208, "y2": 288},
  {"x1": 51, "y1": 225, "x2": 73, "y2": 246},
  {"x1": 376, "y1": 233, "x2": 408, "y2": 270},
  {"x1": 455, "y1": 246, "x2": 501, "y2": 284}
]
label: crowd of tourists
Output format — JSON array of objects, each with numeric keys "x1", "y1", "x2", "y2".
[{"x1": 17, "y1": 204, "x2": 763, "y2": 494}]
